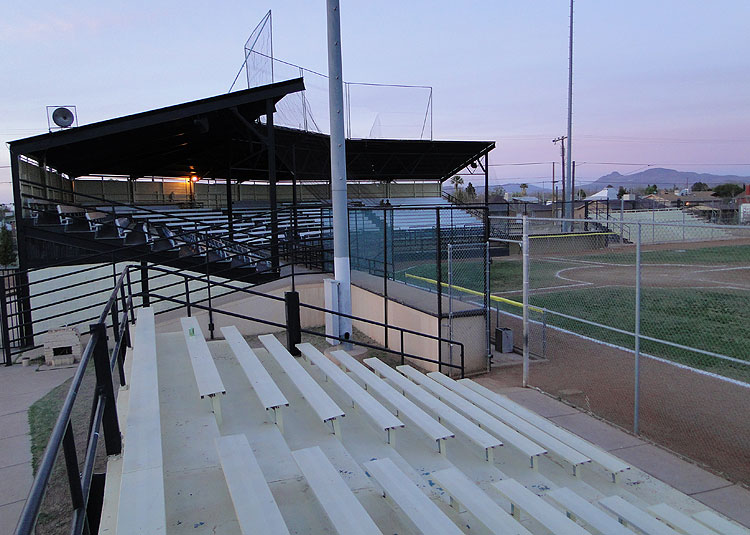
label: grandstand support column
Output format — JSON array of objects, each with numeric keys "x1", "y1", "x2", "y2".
[
  {"x1": 484, "y1": 152, "x2": 489, "y2": 212},
  {"x1": 267, "y1": 98, "x2": 280, "y2": 273},
  {"x1": 9, "y1": 149, "x2": 34, "y2": 349},
  {"x1": 226, "y1": 174, "x2": 234, "y2": 241},
  {"x1": 326, "y1": 0, "x2": 352, "y2": 338}
]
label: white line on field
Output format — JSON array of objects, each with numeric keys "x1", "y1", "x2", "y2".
[{"x1": 694, "y1": 266, "x2": 750, "y2": 273}]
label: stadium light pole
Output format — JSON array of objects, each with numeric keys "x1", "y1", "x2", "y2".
[
  {"x1": 326, "y1": 0, "x2": 353, "y2": 339},
  {"x1": 564, "y1": 0, "x2": 574, "y2": 226}
]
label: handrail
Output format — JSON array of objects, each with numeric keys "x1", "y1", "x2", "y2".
[{"x1": 15, "y1": 266, "x2": 133, "y2": 535}]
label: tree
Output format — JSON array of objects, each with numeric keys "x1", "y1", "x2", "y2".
[
  {"x1": 578, "y1": 189, "x2": 587, "y2": 200},
  {"x1": 0, "y1": 226, "x2": 16, "y2": 267},
  {"x1": 712, "y1": 183, "x2": 743, "y2": 198},
  {"x1": 692, "y1": 181, "x2": 710, "y2": 192},
  {"x1": 450, "y1": 175, "x2": 464, "y2": 192},
  {"x1": 644, "y1": 184, "x2": 658, "y2": 195},
  {"x1": 465, "y1": 182, "x2": 477, "y2": 201},
  {"x1": 520, "y1": 183, "x2": 529, "y2": 196},
  {"x1": 617, "y1": 186, "x2": 628, "y2": 199},
  {"x1": 488, "y1": 186, "x2": 506, "y2": 202}
]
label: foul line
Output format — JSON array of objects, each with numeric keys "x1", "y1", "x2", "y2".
[
  {"x1": 404, "y1": 272, "x2": 545, "y2": 312},
  {"x1": 529, "y1": 232, "x2": 615, "y2": 239}
]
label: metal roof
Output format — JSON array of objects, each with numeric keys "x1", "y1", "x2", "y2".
[{"x1": 9, "y1": 78, "x2": 494, "y2": 183}]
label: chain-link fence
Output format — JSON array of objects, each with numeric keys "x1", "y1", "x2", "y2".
[
  {"x1": 447, "y1": 243, "x2": 490, "y2": 373},
  {"x1": 348, "y1": 205, "x2": 490, "y2": 374},
  {"x1": 489, "y1": 214, "x2": 750, "y2": 485}
]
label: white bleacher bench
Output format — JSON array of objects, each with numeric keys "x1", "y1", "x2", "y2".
[
  {"x1": 258, "y1": 334, "x2": 345, "y2": 437},
  {"x1": 547, "y1": 487, "x2": 636, "y2": 535},
  {"x1": 393, "y1": 364, "x2": 502, "y2": 463},
  {"x1": 692, "y1": 510, "x2": 750, "y2": 535},
  {"x1": 430, "y1": 372, "x2": 592, "y2": 474},
  {"x1": 363, "y1": 457, "x2": 464, "y2": 535},
  {"x1": 118, "y1": 308, "x2": 166, "y2": 533},
  {"x1": 221, "y1": 326, "x2": 288, "y2": 431},
  {"x1": 647, "y1": 503, "x2": 721, "y2": 535},
  {"x1": 335, "y1": 352, "x2": 454, "y2": 455},
  {"x1": 492, "y1": 479, "x2": 591, "y2": 535},
  {"x1": 292, "y1": 446, "x2": 383, "y2": 535},
  {"x1": 215, "y1": 434, "x2": 291, "y2": 535},
  {"x1": 297, "y1": 344, "x2": 403, "y2": 444},
  {"x1": 432, "y1": 467, "x2": 534, "y2": 535},
  {"x1": 599, "y1": 495, "x2": 681, "y2": 535},
  {"x1": 180, "y1": 317, "x2": 226, "y2": 425},
  {"x1": 461, "y1": 378, "x2": 631, "y2": 482},
  {"x1": 415, "y1": 370, "x2": 548, "y2": 469}
]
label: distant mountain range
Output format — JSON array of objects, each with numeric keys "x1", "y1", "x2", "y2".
[
  {"x1": 451, "y1": 168, "x2": 750, "y2": 195},
  {"x1": 586, "y1": 168, "x2": 749, "y2": 190}
]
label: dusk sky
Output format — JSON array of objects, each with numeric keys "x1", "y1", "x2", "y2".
[{"x1": 1, "y1": 1, "x2": 749, "y2": 202}]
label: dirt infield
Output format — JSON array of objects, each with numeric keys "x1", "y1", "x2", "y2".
[{"x1": 489, "y1": 310, "x2": 750, "y2": 486}]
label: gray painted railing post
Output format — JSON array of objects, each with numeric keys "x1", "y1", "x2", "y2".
[{"x1": 0, "y1": 274, "x2": 12, "y2": 366}]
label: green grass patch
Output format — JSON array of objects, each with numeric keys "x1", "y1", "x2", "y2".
[
  {"x1": 399, "y1": 258, "x2": 575, "y2": 294},
  {"x1": 573, "y1": 244, "x2": 750, "y2": 265},
  {"x1": 529, "y1": 287, "x2": 750, "y2": 379},
  {"x1": 28, "y1": 379, "x2": 71, "y2": 474},
  {"x1": 27, "y1": 363, "x2": 99, "y2": 535}
]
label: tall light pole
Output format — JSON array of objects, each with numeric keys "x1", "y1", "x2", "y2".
[
  {"x1": 564, "y1": 0, "x2": 574, "y2": 224},
  {"x1": 326, "y1": 0, "x2": 352, "y2": 338}
]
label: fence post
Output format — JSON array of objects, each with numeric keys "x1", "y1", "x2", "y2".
[
  {"x1": 447, "y1": 244, "x2": 453, "y2": 369},
  {"x1": 285, "y1": 291, "x2": 301, "y2": 356},
  {"x1": 435, "y1": 208, "x2": 443, "y2": 373},
  {"x1": 140, "y1": 261, "x2": 150, "y2": 307},
  {"x1": 90, "y1": 323, "x2": 122, "y2": 455},
  {"x1": 634, "y1": 223, "x2": 642, "y2": 435},
  {"x1": 485, "y1": 242, "x2": 491, "y2": 369},
  {"x1": 522, "y1": 216, "x2": 530, "y2": 387},
  {"x1": 184, "y1": 278, "x2": 191, "y2": 317},
  {"x1": 383, "y1": 207, "x2": 389, "y2": 348},
  {"x1": 0, "y1": 274, "x2": 12, "y2": 366}
]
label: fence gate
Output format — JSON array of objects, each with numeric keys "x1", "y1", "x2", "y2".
[{"x1": 446, "y1": 242, "x2": 490, "y2": 372}]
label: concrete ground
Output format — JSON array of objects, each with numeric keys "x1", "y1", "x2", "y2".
[
  {"x1": 476, "y1": 374, "x2": 750, "y2": 529},
  {"x1": 0, "y1": 363, "x2": 76, "y2": 533}
]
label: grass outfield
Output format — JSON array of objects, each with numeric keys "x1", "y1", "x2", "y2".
[
  {"x1": 400, "y1": 258, "x2": 574, "y2": 293},
  {"x1": 525, "y1": 286, "x2": 750, "y2": 378},
  {"x1": 567, "y1": 243, "x2": 750, "y2": 265}
]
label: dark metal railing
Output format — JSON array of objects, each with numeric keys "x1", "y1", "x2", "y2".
[
  {"x1": 14, "y1": 255, "x2": 464, "y2": 533},
  {"x1": 15, "y1": 269, "x2": 133, "y2": 535}
]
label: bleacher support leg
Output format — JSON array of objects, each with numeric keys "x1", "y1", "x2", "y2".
[
  {"x1": 285, "y1": 291, "x2": 301, "y2": 356},
  {"x1": 272, "y1": 407, "x2": 284, "y2": 434},
  {"x1": 210, "y1": 395, "x2": 223, "y2": 427}
]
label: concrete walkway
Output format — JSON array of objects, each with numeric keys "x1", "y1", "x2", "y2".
[
  {"x1": 476, "y1": 375, "x2": 750, "y2": 529},
  {"x1": 0, "y1": 364, "x2": 76, "y2": 533}
]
